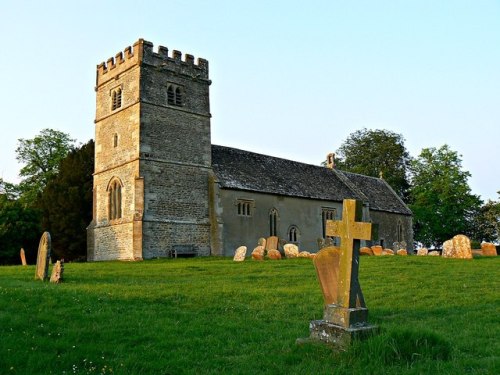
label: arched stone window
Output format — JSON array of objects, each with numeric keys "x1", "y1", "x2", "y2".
[
  {"x1": 167, "y1": 85, "x2": 175, "y2": 105},
  {"x1": 167, "y1": 84, "x2": 183, "y2": 107},
  {"x1": 269, "y1": 208, "x2": 279, "y2": 237},
  {"x1": 175, "y1": 87, "x2": 183, "y2": 106},
  {"x1": 288, "y1": 225, "x2": 299, "y2": 243},
  {"x1": 107, "y1": 178, "x2": 123, "y2": 221},
  {"x1": 397, "y1": 220, "x2": 403, "y2": 242},
  {"x1": 111, "y1": 88, "x2": 122, "y2": 110}
]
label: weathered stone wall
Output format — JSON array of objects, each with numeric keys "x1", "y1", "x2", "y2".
[
  {"x1": 142, "y1": 221, "x2": 211, "y2": 259},
  {"x1": 216, "y1": 189, "x2": 344, "y2": 255},
  {"x1": 92, "y1": 223, "x2": 135, "y2": 260},
  {"x1": 369, "y1": 210, "x2": 414, "y2": 252}
]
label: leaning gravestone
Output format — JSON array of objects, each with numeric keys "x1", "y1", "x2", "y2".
[
  {"x1": 35, "y1": 232, "x2": 51, "y2": 281},
  {"x1": 233, "y1": 246, "x2": 247, "y2": 262},
  {"x1": 303, "y1": 199, "x2": 378, "y2": 348},
  {"x1": 20, "y1": 248, "x2": 27, "y2": 266}
]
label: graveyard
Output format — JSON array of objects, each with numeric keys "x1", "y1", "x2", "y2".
[{"x1": 0, "y1": 253, "x2": 498, "y2": 374}]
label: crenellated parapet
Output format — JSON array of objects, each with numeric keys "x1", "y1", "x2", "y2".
[{"x1": 96, "y1": 39, "x2": 209, "y2": 87}]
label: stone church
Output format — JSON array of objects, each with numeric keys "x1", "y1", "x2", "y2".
[{"x1": 87, "y1": 39, "x2": 413, "y2": 261}]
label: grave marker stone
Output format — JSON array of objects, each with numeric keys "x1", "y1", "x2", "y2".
[
  {"x1": 233, "y1": 246, "x2": 247, "y2": 262},
  {"x1": 35, "y1": 232, "x2": 51, "y2": 281},
  {"x1": 50, "y1": 260, "x2": 64, "y2": 283},
  {"x1": 265, "y1": 236, "x2": 279, "y2": 251},
  {"x1": 20, "y1": 248, "x2": 27, "y2": 266},
  {"x1": 305, "y1": 199, "x2": 378, "y2": 348},
  {"x1": 284, "y1": 244, "x2": 299, "y2": 258}
]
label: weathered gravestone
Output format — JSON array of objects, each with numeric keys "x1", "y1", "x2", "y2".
[
  {"x1": 481, "y1": 242, "x2": 497, "y2": 257},
  {"x1": 251, "y1": 246, "x2": 265, "y2": 260},
  {"x1": 233, "y1": 246, "x2": 247, "y2": 262},
  {"x1": 442, "y1": 234, "x2": 472, "y2": 259},
  {"x1": 50, "y1": 260, "x2": 64, "y2": 283},
  {"x1": 304, "y1": 199, "x2": 378, "y2": 348},
  {"x1": 35, "y1": 232, "x2": 51, "y2": 281},
  {"x1": 265, "y1": 236, "x2": 279, "y2": 251},
  {"x1": 284, "y1": 243, "x2": 299, "y2": 258},
  {"x1": 20, "y1": 248, "x2": 27, "y2": 266}
]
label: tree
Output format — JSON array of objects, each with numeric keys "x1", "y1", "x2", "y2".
[
  {"x1": 39, "y1": 140, "x2": 94, "y2": 261},
  {"x1": 409, "y1": 145, "x2": 482, "y2": 248},
  {"x1": 471, "y1": 193, "x2": 500, "y2": 243},
  {"x1": 334, "y1": 128, "x2": 411, "y2": 200},
  {"x1": 0, "y1": 194, "x2": 41, "y2": 265},
  {"x1": 15, "y1": 128, "x2": 75, "y2": 203}
]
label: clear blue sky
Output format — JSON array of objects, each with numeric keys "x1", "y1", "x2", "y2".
[{"x1": 1, "y1": 0, "x2": 499, "y2": 201}]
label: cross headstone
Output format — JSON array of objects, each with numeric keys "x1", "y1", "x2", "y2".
[
  {"x1": 35, "y1": 232, "x2": 51, "y2": 281},
  {"x1": 20, "y1": 248, "x2": 27, "y2": 266},
  {"x1": 304, "y1": 199, "x2": 378, "y2": 348}
]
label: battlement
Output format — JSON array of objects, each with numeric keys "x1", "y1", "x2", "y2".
[{"x1": 96, "y1": 39, "x2": 209, "y2": 86}]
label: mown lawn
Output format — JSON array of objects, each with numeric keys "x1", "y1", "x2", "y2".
[{"x1": 0, "y1": 256, "x2": 498, "y2": 374}]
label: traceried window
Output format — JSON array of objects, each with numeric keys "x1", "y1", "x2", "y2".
[
  {"x1": 237, "y1": 199, "x2": 253, "y2": 217},
  {"x1": 108, "y1": 178, "x2": 122, "y2": 220},
  {"x1": 269, "y1": 208, "x2": 279, "y2": 236},
  {"x1": 288, "y1": 226, "x2": 299, "y2": 243},
  {"x1": 322, "y1": 208, "x2": 337, "y2": 238},
  {"x1": 111, "y1": 87, "x2": 122, "y2": 110},
  {"x1": 167, "y1": 84, "x2": 183, "y2": 106}
]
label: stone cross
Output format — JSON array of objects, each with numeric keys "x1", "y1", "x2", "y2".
[
  {"x1": 325, "y1": 199, "x2": 372, "y2": 309},
  {"x1": 35, "y1": 232, "x2": 51, "y2": 281},
  {"x1": 304, "y1": 199, "x2": 377, "y2": 348}
]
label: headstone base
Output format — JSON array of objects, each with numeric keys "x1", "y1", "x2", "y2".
[
  {"x1": 323, "y1": 304, "x2": 369, "y2": 327},
  {"x1": 305, "y1": 320, "x2": 379, "y2": 349}
]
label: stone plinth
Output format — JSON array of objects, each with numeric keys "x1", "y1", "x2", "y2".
[{"x1": 308, "y1": 320, "x2": 379, "y2": 348}]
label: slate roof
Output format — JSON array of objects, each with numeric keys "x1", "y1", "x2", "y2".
[{"x1": 211, "y1": 145, "x2": 412, "y2": 215}]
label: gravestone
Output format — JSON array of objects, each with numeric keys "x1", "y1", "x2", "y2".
[
  {"x1": 284, "y1": 244, "x2": 299, "y2": 258},
  {"x1": 267, "y1": 249, "x2": 281, "y2": 260},
  {"x1": 35, "y1": 232, "x2": 51, "y2": 281},
  {"x1": 417, "y1": 248, "x2": 428, "y2": 256},
  {"x1": 251, "y1": 246, "x2": 265, "y2": 260},
  {"x1": 481, "y1": 242, "x2": 497, "y2": 257},
  {"x1": 257, "y1": 237, "x2": 267, "y2": 248},
  {"x1": 371, "y1": 245, "x2": 383, "y2": 256},
  {"x1": 265, "y1": 236, "x2": 279, "y2": 251},
  {"x1": 20, "y1": 248, "x2": 27, "y2": 266},
  {"x1": 442, "y1": 235, "x2": 473, "y2": 259},
  {"x1": 233, "y1": 246, "x2": 247, "y2": 262},
  {"x1": 304, "y1": 199, "x2": 378, "y2": 348},
  {"x1": 50, "y1": 260, "x2": 64, "y2": 283}
]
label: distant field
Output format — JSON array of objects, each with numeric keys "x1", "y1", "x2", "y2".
[{"x1": 0, "y1": 256, "x2": 498, "y2": 374}]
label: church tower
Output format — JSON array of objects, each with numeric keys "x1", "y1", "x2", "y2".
[{"x1": 87, "y1": 39, "x2": 212, "y2": 260}]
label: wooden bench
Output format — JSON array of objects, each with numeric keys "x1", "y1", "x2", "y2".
[{"x1": 169, "y1": 245, "x2": 197, "y2": 258}]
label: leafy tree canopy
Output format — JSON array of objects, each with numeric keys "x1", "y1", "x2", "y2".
[
  {"x1": 471, "y1": 193, "x2": 500, "y2": 243},
  {"x1": 0, "y1": 194, "x2": 41, "y2": 265},
  {"x1": 39, "y1": 140, "x2": 94, "y2": 261},
  {"x1": 334, "y1": 128, "x2": 411, "y2": 200},
  {"x1": 15, "y1": 128, "x2": 75, "y2": 203},
  {"x1": 409, "y1": 145, "x2": 482, "y2": 248}
]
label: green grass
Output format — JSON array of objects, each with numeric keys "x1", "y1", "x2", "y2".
[{"x1": 0, "y1": 256, "x2": 498, "y2": 374}]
